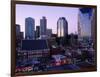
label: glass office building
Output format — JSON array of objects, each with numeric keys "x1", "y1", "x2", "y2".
[
  {"x1": 57, "y1": 17, "x2": 68, "y2": 37},
  {"x1": 78, "y1": 8, "x2": 93, "y2": 39},
  {"x1": 25, "y1": 17, "x2": 35, "y2": 39}
]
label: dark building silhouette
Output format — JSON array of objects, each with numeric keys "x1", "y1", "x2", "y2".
[
  {"x1": 18, "y1": 40, "x2": 50, "y2": 64},
  {"x1": 16, "y1": 24, "x2": 20, "y2": 37},
  {"x1": 16, "y1": 24, "x2": 24, "y2": 48},
  {"x1": 46, "y1": 29, "x2": 52, "y2": 38},
  {"x1": 36, "y1": 26, "x2": 40, "y2": 38}
]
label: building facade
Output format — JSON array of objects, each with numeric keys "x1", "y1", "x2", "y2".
[
  {"x1": 25, "y1": 17, "x2": 35, "y2": 40},
  {"x1": 17, "y1": 40, "x2": 50, "y2": 67},
  {"x1": 16, "y1": 24, "x2": 24, "y2": 48},
  {"x1": 36, "y1": 26, "x2": 40, "y2": 39},
  {"x1": 91, "y1": 9, "x2": 96, "y2": 46},
  {"x1": 16, "y1": 24, "x2": 20, "y2": 37},
  {"x1": 57, "y1": 17, "x2": 68, "y2": 37},
  {"x1": 78, "y1": 8, "x2": 92, "y2": 39},
  {"x1": 46, "y1": 29, "x2": 52, "y2": 39},
  {"x1": 40, "y1": 16, "x2": 47, "y2": 39}
]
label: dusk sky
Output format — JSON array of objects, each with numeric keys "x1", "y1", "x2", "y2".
[{"x1": 16, "y1": 4, "x2": 79, "y2": 35}]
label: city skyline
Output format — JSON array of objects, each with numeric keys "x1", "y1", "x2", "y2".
[
  {"x1": 16, "y1": 4, "x2": 79, "y2": 35},
  {"x1": 15, "y1": 4, "x2": 96, "y2": 74}
]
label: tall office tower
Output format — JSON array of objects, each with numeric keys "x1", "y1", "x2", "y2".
[
  {"x1": 91, "y1": 9, "x2": 96, "y2": 45},
  {"x1": 40, "y1": 16, "x2": 47, "y2": 39},
  {"x1": 36, "y1": 26, "x2": 40, "y2": 38},
  {"x1": 16, "y1": 24, "x2": 20, "y2": 37},
  {"x1": 78, "y1": 8, "x2": 92, "y2": 39},
  {"x1": 57, "y1": 17, "x2": 68, "y2": 37},
  {"x1": 25, "y1": 17, "x2": 35, "y2": 40}
]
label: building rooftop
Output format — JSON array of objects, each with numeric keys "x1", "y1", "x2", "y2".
[{"x1": 21, "y1": 40, "x2": 49, "y2": 51}]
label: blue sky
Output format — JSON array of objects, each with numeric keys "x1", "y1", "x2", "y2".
[{"x1": 16, "y1": 4, "x2": 79, "y2": 34}]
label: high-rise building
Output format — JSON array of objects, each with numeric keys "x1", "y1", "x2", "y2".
[
  {"x1": 40, "y1": 16, "x2": 47, "y2": 38},
  {"x1": 16, "y1": 24, "x2": 24, "y2": 47},
  {"x1": 57, "y1": 17, "x2": 68, "y2": 37},
  {"x1": 91, "y1": 9, "x2": 96, "y2": 46},
  {"x1": 16, "y1": 24, "x2": 20, "y2": 37},
  {"x1": 25, "y1": 17, "x2": 35, "y2": 40},
  {"x1": 36, "y1": 26, "x2": 40, "y2": 38},
  {"x1": 78, "y1": 8, "x2": 92, "y2": 39}
]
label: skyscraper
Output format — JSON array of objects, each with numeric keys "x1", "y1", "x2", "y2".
[
  {"x1": 78, "y1": 8, "x2": 92, "y2": 39},
  {"x1": 40, "y1": 16, "x2": 47, "y2": 38},
  {"x1": 91, "y1": 9, "x2": 96, "y2": 46},
  {"x1": 25, "y1": 17, "x2": 35, "y2": 40},
  {"x1": 16, "y1": 24, "x2": 20, "y2": 37},
  {"x1": 57, "y1": 17, "x2": 68, "y2": 37}
]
